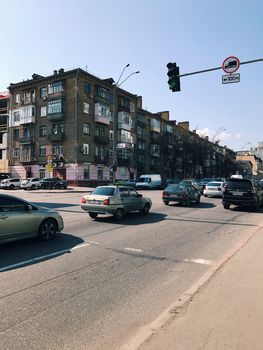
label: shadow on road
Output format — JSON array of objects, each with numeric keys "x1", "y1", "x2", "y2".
[
  {"x1": 0, "y1": 233, "x2": 84, "y2": 272},
  {"x1": 93, "y1": 212, "x2": 167, "y2": 225}
]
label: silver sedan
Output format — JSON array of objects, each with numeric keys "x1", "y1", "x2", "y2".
[{"x1": 0, "y1": 193, "x2": 64, "y2": 244}]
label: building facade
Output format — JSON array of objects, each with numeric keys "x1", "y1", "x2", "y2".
[{"x1": 6, "y1": 67, "x2": 236, "y2": 184}]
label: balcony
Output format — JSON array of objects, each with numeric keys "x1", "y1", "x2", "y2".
[
  {"x1": 48, "y1": 132, "x2": 65, "y2": 142},
  {"x1": 117, "y1": 142, "x2": 133, "y2": 149},
  {"x1": 94, "y1": 115, "x2": 110, "y2": 125},
  {"x1": 47, "y1": 112, "x2": 64, "y2": 122},
  {"x1": 94, "y1": 135, "x2": 109, "y2": 145},
  {"x1": 19, "y1": 135, "x2": 35, "y2": 144},
  {"x1": 118, "y1": 112, "x2": 132, "y2": 131},
  {"x1": 20, "y1": 116, "x2": 36, "y2": 124},
  {"x1": 19, "y1": 156, "x2": 36, "y2": 163}
]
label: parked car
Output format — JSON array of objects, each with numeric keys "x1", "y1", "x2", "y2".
[
  {"x1": 163, "y1": 178, "x2": 180, "y2": 186},
  {"x1": 179, "y1": 179, "x2": 202, "y2": 193},
  {"x1": 162, "y1": 183, "x2": 201, "y2": 206},
  {"x1": 199, "y1": 177, "x2": 226, "y2": 193},
  {"x1": 0, "y1": 177, "x2": 21, "y2": 190},
  {"x1": 20, "y1": 177, "x2": 41, "y2": 190},
  {"x1": 80, "y1": 185, "x2": 152, "y2": 220},
  {"x1": 40, "y1": 177, "x2": 68, "y2": 189},
  {"x1": 115, "y1": 179, "x2": 137, "y2": 188},
  {"x1": 222, "y1": 178, "x2": 263, "y2": 210},
  {"x1": 203, "y1": 181, "x2": 226, "y2": 197},
  {"x1": 0, "y1": 193, "x2": 64, "y2": 243},
  {"x1": 0, "y1": 174, "x2": 10, "y2": 181},
  {"x1": 135, "y1": 174, "x2": 162, "y2": 190}
]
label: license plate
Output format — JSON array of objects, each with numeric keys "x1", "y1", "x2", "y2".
[
  {"x1": 232, "y1": 192, "x2": 243, "y2": 195},
  {"x1": 89, "y1": 200, "x2": 100, "y2": 204}
]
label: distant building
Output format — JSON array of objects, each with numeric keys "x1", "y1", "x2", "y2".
[{"x1": 0, "y1": 91, "x2": 9, "y2": 174}]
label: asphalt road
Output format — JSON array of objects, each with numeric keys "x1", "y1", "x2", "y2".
[{"x1": 1, "y1": 189, "x2": 262, "y2": 350}]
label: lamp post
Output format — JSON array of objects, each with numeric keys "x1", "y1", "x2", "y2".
[
  {"x1": 240, "y1": 141, "x2": 251, "y2": 161},
  {"x1": 111, "y1": 66, "x2": 140, "y2": 184},
  {"x1": 212, "y1": 127, "x2": 226, "y2": 143}
]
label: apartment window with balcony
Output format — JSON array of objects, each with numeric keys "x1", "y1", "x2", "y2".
[
  {"x1": 83, "y1": 102, "x2": 90, "y2": 114},
  {"x1": 95, "y1": 145, "x2": 105, "y2": 159},
  {"x1": 48, "y1": 81, "x2": 63, "y2": 94},
  {"x1": 48, "y1": 99, "x2": 62, "y2": 114},
  {"x1": 151, "y1": 119, "x2": 161, "y2": 130},
  {"x1": 40, "y1": 87, "x2": 47, "y2": 99},
  {"x1": 15, "y1": 93, "x2": 20, "y2": 104},
  {"x1": 118, "y1": 148, "x2": 130, "y2": 159},
  {"x1": 83, "y1": 123, "x2": 90, "y2": 135},
  {"x1": 52, "y1": 123, "x2": 64, "y2": 134},
  {"x1": 13, "y1": 111, "x2": 20, "y2": 122},
  {"x1": 94, "y1": 103, "x2": 112, "y2": 123},
  {"x1": 21, "y1": 105, "x2": 35, "y2": 118},
  {"x1": 13, "y1": 128, "x2": 19, "y2": 139},
  {"x1": 83, "y1": 163, "x2": 90, "y2": 179},
  {"x1": 83, "y1": 83, "x2": 90, "y2": 94},
  {"x1": 120, "y1": 96, "x2": 130, "y2": 109},
  {"x1": 52, "y1": 145, "x2": 64, "y2": 157},
  {"x1": 137, "y1": 125, "x2": 145, "y2": 137},
  {"x1": 138, "y1": 140, "x2": 145, "y2": 151},
  {"x1": 118, "y1": 129, "x2": 132, "y2": 143},
  {"x1": 24, "y1": 90, "x2": 34, "y2": 104},
  {"x1": 95, "y1": 126, "x2": 105, "y2": 137},
  {"x1": 41, "y1": 106, "x2": 47, "y2": 117},
  {"x1": 150, "y1": 144, "x2": 160, "y2": 157},
  {"x1": 39, "y1": 125, "x2": 47, "y2": 137},
  {"x1": 39, "y1": 145, "x2": 46, "y2": 157},
  {"x1": 83, "y1": 143, "x2": 89, "y2": 155},
  {"x1": 13, "y1": 148, "x2": 19, "y2": 158}
]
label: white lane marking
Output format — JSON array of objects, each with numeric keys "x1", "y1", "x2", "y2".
[
  {"x1": 86, "y1": 240, "x2": 100, "y2": 245},
  {"x1": 183, "y1": 258, "x2": 213, "y2": 265},
  {"x1": 0, "y1": 243, "x2": 90, "y2": 273},
  {"x1": 124, "y1": 248, "x2": 144, "y2": 253}
]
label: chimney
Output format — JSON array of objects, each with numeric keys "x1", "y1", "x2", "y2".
[{"x1": 53, "y1": 70, "x2": 58, "y2": 75}]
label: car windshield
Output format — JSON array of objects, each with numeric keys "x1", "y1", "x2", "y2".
[
  {"x1": 167, "y1": 184, "x2": 187, "y2": 191},
  {"x1": 207, "y1": 182, "x2": 222, "y2": 187},
  {"x1": 92, "y1": 187, "x2": 115, "y2": 196},
  {"x1": 227, "y1": 180, "x2": 252, "y2": 190}
]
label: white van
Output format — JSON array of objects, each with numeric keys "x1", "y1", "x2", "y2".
[
  {"x1": 230, "y1": 174, "x2": 243, "y2": 179},
  {"x1": 135, "y1": 174, "x2": 162, "y2": 190}
]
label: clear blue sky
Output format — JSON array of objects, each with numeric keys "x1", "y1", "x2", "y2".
[{"x1": 0, "y1": 0, "x2": 262, "y2": 151}]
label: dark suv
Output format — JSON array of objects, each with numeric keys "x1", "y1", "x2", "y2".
[
  {"x1": 222, "y1": 178, "x2": 263, "y2": 210},
  {"x1": 40, "y1": 177, "x2": 68, "y2": 189}
]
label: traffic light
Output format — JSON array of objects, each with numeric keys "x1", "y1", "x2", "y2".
[{"x1": 167, "y1": 62, "x2": 181, "y2": 92}]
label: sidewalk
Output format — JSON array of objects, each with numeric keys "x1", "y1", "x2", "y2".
[{"x1": 136, "y1": 226, "x2": 263, "y2": 350}]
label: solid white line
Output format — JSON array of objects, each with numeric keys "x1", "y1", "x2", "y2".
[
  {"x1": 124, "y1": 248, "x2": 144, "y2": 253},
  {"x1": 184, "y1": 258, "x2": 213, "y2": 265},
  {"x1": 0, "y1": 243, "x2": 90, "y2": 273}
]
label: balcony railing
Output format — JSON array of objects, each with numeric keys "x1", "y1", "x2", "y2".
[
  {"x1": 47, "y1": 112, "x2": 64, "y2": 121},
  {"x1": 19, "y1": 135, "x2": 35, "y2": 144},
  {"x1": 94, "y1": 115, "x2": 110, "y2": 125},
  {"x1": 20, "y1": 116, "x2": 36, "y2": 124},
  {"x1": 94, "y1": 135, "x2": 109, "y2": 145},
  {"x1": 19, "y1": 156, "x2": 36, "y2": 163},
  {"x1": 47, "y1": 132, "x2": 65, "y2": 142}
]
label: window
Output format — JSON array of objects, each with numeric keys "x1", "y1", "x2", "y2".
[
  {"x1": 83, "y1": 123, "x2": 90, "y2": 135},
  {"x1": 41, "y1": 106, "x2": 47, "y2": 117},
  {"x1": 52, "y1": 145, "x2": 64, "y2": 156},
  {"x1": 83, "y1": 82, "x2": 90, "y2": 94},
  {"x1": 15, "y1": 93, "x2": 20, "y2": 104},
  {"x1": 120, "y1": 96, "x2": 130, "y2": 109},
  {"x1": 83, "y1": 163, "x2": 90, "y2": 179},
  {"x1": 13, "y1": 111, "x2": 20, "y2": 122},
  {"x1": 97, "y1": 166, "x2": 103, "y2": 180},
  {"x1": 151, "y1": 119, "x2": 161, "y2": 129},
  {"x1": 83, "y1": 102, "x2": 90, "y2": 114},
  {"x1": 118, "y1": 129, "x2": 133, "y2": 143},
  {"x1": 95, "y1": 145, "x2": 104, "y2": 159},
  {"x1": 83, "y1": 143, "x2": 89, "y2": 155},
  {"x1": 39, "y1": 145, "x2": 46, "y2": 157},
  {"x1": 39, "y1": 168, "x2": 46, "y2": 179},
  {"x1": 137, "y1": 126, "x2": 145, "y2": 137},
  {"x1": 48, "y1": 99, "x2": 62, "y2": 114},
  {"x1": 138, "y1": 140, "x2": 145, "y2": 151},
  {"x1": 94, "y1": 103, "x2": 111, "y2": 118},
  {"x1": 130, "y1": 101, "x2": 135, "y2": 112},
  {"x1": 95, "y1": 126, "x2": 105, "y2": 137},
  {"x1": 52, "y1": 123, "x2": 64, "y2": 134},
  {"x1": 48, "y1": 81, "x2": 63, "y2": 94},
  {"x1": 13, "y1": 148, "x2": 19, "y2": 158},
  {"x1": 13, "y1": 129, "x2": 19, "y2": 139},
  {"x1": 109, "y1": 130, "x2": 114, "y2": 140},
  {"x1": 21, "y1": 105, "x2": 35, "y2": 118},
  {"x1": 39, "y1": 125, "x2": 47, "y2": 137},
  {"x1": 40, "y1": 87, "x2": 47, "y2": 99}
]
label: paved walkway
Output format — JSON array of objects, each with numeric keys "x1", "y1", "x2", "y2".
[{"x1": 128, "y1": 225, "x2": 263, "y2": 350}]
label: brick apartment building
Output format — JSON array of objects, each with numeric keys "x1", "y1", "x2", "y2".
[{"x1": 5, "y1": 68, "x2": 236, "y2": 185}]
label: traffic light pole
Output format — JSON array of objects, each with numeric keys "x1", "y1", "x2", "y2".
[{"x1": 178, "y1": 58, "x2": 263, "y2": 78}]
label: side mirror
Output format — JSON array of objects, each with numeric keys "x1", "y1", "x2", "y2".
[{"x1": 26, "y1": 204, "x2": 33, "y2": 211}]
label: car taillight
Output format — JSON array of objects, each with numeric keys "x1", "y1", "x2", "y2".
[
  {"x1": 103, "y1": 199, "x2": 110, "y2": 205},
  {"x1": 218, "y1": 188, "x2": 222, "y2": 191},
  {"x1": 163, "y1": 191, "x2": 169, "y2": 197},
  {"x1": 81, "y1": 197, "x2": 86, "y2": 204}
]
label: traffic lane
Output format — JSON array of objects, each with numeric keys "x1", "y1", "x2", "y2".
[{"x1": 1, "y1": 199, "x2": 262, "y2": 349}]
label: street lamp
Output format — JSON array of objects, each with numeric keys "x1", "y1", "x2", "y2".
[
  {"x1": 111, "y1": 65, "x2": 140, "y2": 184},
  {"x1": 212, "y1": 127, "x2": 226, "y2": 143}
]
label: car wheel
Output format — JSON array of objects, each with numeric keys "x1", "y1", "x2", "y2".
[
  {"x1": 9, "y1": 184, "x2": 14, "y2": 190},
  {"x1": 89, "y1": 212, "x2": 98, "y2": 219},
  {"x1": 204, "y1": 194, "x2": 208, "y2": 197},
  {"x1": 141, "y1": 203, "x2": 150, "y2": 215},
  {"x1": 114, "y1": 209, "x2": 124, "y2": 221},
  {"x1": 31, "y1": 185, "x2": 35, "y2": 190},
  {"x1": 223, "y1": 204, "x2": 230, "y2": 209},
  {"x1": 38, "y1": 219, "x2": 58, "y2": 241},
  {"x1": 163, "y1": 201, "x2": 169, "y2": 206},
  {"x1": 55, "y1": 184, "x2": 60, "y2": 189}
]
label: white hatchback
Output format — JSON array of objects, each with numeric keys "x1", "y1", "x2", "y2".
[{"x1": 20, "y1": 177, "x2": 41, "y2": 190}]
